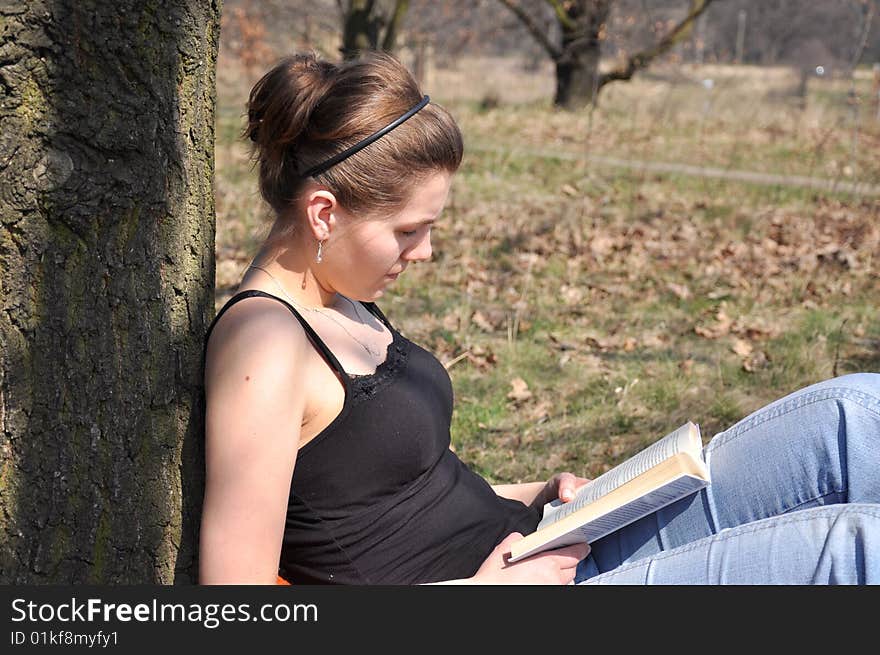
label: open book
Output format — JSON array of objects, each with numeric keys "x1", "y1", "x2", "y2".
[{"x1": 507, "y1": 422, "x2": 709, "y2": 563}]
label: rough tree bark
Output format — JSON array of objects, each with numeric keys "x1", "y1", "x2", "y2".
[{"x1": 0, "y1": 0, "x2": 220, "y2": 583}]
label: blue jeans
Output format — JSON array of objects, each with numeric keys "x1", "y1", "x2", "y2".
[{"x1": 574, "y1": 373, "x2": 880, "y2": 584}]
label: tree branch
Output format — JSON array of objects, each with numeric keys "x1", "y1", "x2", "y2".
[
  {"x1": 600, "y1": 0, "x2": 716, "y2": 86},
  {"x1": 381, "y1": 0, "x2": 410, "y2": 51},
  {"x1": 545, "y1": 0, "x2": 578, "y2": 32},
  {"x1": 850, "y1": 0, "x2": 875, "y2": 70},
  {"x1": 496, "y1": 0, "x2": 562, "y2": 60}
]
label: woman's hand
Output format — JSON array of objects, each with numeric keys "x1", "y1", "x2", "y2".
[
  {"x1": 470, "y1": 532, "x2": 590, "y2": 585},
  {"x1": 528, "y1": 472, "x2": 591, "y2": 512}
]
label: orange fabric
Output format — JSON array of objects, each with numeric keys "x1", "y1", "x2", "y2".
[{"x1": 276, "y1": 575, "x2": 291, "y2": 585}]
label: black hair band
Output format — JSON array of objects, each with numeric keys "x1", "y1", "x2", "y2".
[{"x1": 299, "y1": 95, "x2": 430, "y2": 178}]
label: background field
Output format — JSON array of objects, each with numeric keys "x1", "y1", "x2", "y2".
[{"x1": 214, "y1": 53, "x2": 880, "y2": 484}]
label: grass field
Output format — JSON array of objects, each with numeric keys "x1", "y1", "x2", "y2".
[{"x1": 214, "y1": 54, "x2": 880, "y2": 485}]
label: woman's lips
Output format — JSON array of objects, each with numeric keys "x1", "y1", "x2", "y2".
[{"x1": 385, "y1": 267, "x2": 405, "y2": 280}]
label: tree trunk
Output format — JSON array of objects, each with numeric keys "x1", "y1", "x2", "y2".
[
  {"x1": 0, "y1": 0, "x2": 220, "y2": 584},
  {"x1": 554, "y1": 38, "x2": 603, "y2": 110},
  {"x1": 553, "y1": 1, "x2": 610, "y2": 110},
  {"x1": 341, "y1": 0, "x2": 381, "y2": 60},
  {"x1": 341, "y1": 0, "x2": 410, "y2": 60}
]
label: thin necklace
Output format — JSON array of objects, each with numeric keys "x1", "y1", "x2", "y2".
[{"x1": 247, "y1": 264, "x2": 383, "y2": 359}]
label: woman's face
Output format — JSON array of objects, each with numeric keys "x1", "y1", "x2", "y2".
[{"x1": 320, "y1": 170, "x2": 453, "y2": 301}]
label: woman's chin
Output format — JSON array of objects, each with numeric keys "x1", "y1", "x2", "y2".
[{"x1": 350, "y1": 287, "x2": 384, "y2": 301}]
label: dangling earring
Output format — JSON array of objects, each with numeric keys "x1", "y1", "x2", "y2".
[{"x1": 316, "y1": 239, "x2": 324, "y2": 264}]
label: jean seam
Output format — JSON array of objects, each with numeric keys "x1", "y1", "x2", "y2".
[
  {"x1": 589, "y1": 505, "x2": 880, "y2": 579},
  {"x1": 781, "y1": 488, "x2": 847, "y2": 514},
  {"x1": 707, "y1": 385, "x2": 880, "y2": 454}
]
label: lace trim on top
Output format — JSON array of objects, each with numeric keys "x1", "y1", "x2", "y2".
[{"x1": 347, "y1": 328, "x2": 409, "y2": 405}]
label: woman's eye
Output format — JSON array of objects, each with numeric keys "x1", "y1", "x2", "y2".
[{"x1": 399, "y1": 223, "x2": 435, "y2": 238}]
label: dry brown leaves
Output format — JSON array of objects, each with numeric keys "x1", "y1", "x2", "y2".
[
  {"x1": 570, "y1": 199, "x2": 878, "y2": 296},
  {"x1": 384, "y1": 191, "x2": 876, "y2": 383},
  {"x1": 506, "y1": 377, "x2": 532, "y2": 404},
  {"x1": 505, "y1": 377, "x2": 554, "y2": 424}
]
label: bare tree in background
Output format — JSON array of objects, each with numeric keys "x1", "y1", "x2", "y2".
[
  {"x1": 339, "y1": 0, "x2": 412, "y2": 59},
  {"x1": 496, "y1": 0, "x2": 716, "y2": 109}
]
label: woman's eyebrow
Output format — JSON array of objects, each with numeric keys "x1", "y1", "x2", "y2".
[{"x1": 406, "y1": 211, "x2": 441, "y2": 225}]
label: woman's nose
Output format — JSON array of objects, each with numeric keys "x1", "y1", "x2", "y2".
[{"x1": 405, "y1": 231, "x2": 432, "y2": 262}]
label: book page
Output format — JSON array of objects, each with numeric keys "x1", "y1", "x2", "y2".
[{"x1": 538, "y1": 422, "x2": 697, "y2": 529}]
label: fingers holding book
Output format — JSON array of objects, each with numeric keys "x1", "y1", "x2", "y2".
[
  {"x1": 470, "y1": 532, "x2": 590, "y2": 585},
  {"x1": 529, "y1": 472, "x2": 592, "y2": 512}
]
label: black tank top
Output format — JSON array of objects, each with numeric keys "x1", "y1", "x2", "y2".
[{"x1": 204, "y1": 290, "x2": 540, "y2": 584}]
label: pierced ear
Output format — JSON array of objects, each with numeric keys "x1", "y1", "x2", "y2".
[{"x1": 304, "y1": 188, "x2": 337, "y2": 241}]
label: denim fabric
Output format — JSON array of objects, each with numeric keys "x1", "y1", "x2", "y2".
[{"x1": 574, "y1": 373, "x2": 880, "y2": 584}]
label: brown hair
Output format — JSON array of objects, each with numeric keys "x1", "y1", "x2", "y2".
[{"x1": 245, "y1": 50, "x2": 463, "y2": 236}]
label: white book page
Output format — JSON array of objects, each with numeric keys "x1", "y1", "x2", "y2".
[{"x1": 538, "y1": 422, "x2": 696, "y2": 529}]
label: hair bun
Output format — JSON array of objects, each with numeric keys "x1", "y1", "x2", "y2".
[{"x1": 245, "y1": 53, "x2": 336, "y2": 150}]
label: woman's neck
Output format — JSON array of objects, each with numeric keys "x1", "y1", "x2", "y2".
[{"x1": 247, "y1": 241, "x2": 338, "y2": 310}]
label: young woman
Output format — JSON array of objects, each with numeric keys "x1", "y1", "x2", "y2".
[{"x1": 199, "y1": 51, "x2": 880, "y2": 585}]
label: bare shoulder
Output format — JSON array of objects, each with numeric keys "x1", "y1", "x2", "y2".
[
  {"x1": 205, "y1": 295, "x2": 310, "y2": 391},
  {"x1": 202, "y1": 294, "x2": 309, "y2": 494}
]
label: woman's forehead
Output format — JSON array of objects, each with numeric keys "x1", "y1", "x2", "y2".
[{"x1": 404, "y1": 171, "x2": 453, "y2": 211}]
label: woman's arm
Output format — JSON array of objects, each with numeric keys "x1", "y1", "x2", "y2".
[
  {"x1": 492, "y1": 473, "x2": 591, "y2": 509},
  {"x1": 490, "y1": 482, "x2": 546, "y2": 505},
  {"x1": 199, "y1": 301, "x2": 311, "y2": 584}
]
